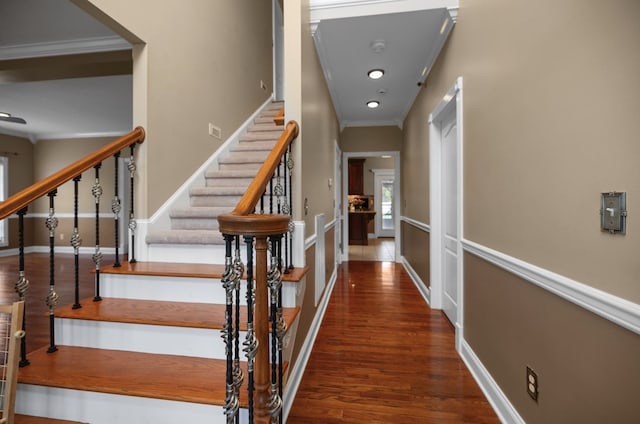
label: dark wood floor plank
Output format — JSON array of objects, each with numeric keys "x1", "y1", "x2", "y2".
[{"x1": 287, "y1": 261, "x2": 500, "y2": 423}]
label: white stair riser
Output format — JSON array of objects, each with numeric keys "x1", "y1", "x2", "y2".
[
  {"x1": 55, "y1": 317, "x2": 299, "y2": 360},
  {"x1": 16, "y1": 384, "x2": 244, "y2": 424},
  {"x1": 146, "y1": 243, "x2": 228, "y2": 264},
  {"x1": 100, "y1": 274, "x2": 301, "y2": 308}
]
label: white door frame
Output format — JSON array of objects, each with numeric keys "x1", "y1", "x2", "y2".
[
  {"x1": 341, "y1": 151, "x2": 401, "y2": 263},
  {"x1": 335, "y1": 142, "x2": 343, "y2": 264},
  {"x1": 429, "y1": 77, "x2": 464, "y2": 350}
]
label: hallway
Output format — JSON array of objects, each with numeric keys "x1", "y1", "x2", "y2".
[{"x1": 287, "y1": 261, "x2": 499, "y2": 423}]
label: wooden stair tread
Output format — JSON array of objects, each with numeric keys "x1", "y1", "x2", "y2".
[
  {"x1": 56, "y1": 297, "x2": 300, "y2": 330},
  {"x1": 99, "y1": 260, "x2": 307, "y2": 282},
  {"x1": 18, "y1": 346, "x2": 246, "y2": 406},
  {"x1": 15, "y1": 415, "x2": 87, "y2": 424}
]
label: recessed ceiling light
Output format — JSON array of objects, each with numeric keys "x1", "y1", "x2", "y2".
[
  {"x1": 367, "y1": 69, "x2": 384, "y2": 80},
  {"x1": 0, "y1": 112, "x2": 10, "y2": 118},
  {"x1": 367, "y1": 100, "x2": 380, "y2": 109}
]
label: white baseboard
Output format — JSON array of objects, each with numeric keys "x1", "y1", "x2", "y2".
[
  {"x1": 0, "y1": 246, "x2": 116, "y2": 257},
  {"x1": 401, "y1": 255, "x2": 430, "y2": 306},
  {"x1": 460, "y1": 339, "x2": 525, "y2": 424}
]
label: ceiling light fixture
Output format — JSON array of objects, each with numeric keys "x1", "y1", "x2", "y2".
[
  {"x1": 0, "y1": 112, "x2": 10, "y2": 118},
  {"x1": 367, "y1": 100, "x2": 380, "y2": 109},
  {"x1": 368, "y1": 69, "x2": 384, "y2": 80}
]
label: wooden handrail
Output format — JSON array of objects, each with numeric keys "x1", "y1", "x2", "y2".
[
  {"x1": 0, "y1": 126, "x2": 145, "y2": 219},
  {"x1": 229, "y1": 120, "x2": 298, "y2": 217}
]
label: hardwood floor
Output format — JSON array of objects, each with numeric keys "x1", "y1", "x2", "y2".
[
  {"x1": 0, "y1": 254, "x2": 499, "y2": 423},
  {"x1": 287, "y1": 261, "x2": 500, "y2": 423}
]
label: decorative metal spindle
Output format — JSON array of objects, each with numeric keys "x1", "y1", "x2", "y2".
[
  {"x1": 45, "y1": 190, "x2": 59, "y2": 353},
  {"x1": 15, "y1": 207, "x2": 30, "y2": 367},
  {"x1": 222, "y1": 235, "x2": 239, "y2": 423},
  {"x1": 71, "y1": 175, "x2": 83, "y2": 309},
  {"x1": 269, "y1": 174, "x2": 274, "y2": 214},
  {"x1": 112, "y1": 152, "x2": 121, "y2": 267},
  {"x1": 233, "y1": 235, "x2": 245, "y2": 422},
  {"x1": 92, "y1": 164, "x2": 103, "y2": 302},
  {"x1": 267, "y1": 235, "x2": 283, "y2": 422},
  {"x1": 275, "y1": 159, "x2": 283, "y2": 215},
  {"x1": 128, "y1": 144, "x2": 137, "y2": 263},
  {"x1": 260, "y1": 190, "x2": 265, "y2": 215},
  {"x1": 275, "y1": 235, "x2": 286, "y2": 424},
  {"x1": 243, "y1": 235, "x2": 257, "y2": 423},
  {"x1": 287, "y1": 147, "x2": 295, "y2": 271}
]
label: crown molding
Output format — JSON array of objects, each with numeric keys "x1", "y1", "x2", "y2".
[{"x1": 0, "y1": 36, "x2": 130, "y2": 60}]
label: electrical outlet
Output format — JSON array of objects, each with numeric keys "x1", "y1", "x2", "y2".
[
  {"x1": 260, "y1": 80, "x2": 268, "y2": 91},
  {"x1": 208, "y1": 123, "x2": 221, "y2": 139},
  {"x1": 526, "y1": 366, "x2": 539, "y2": 402},
  {"x1": 59, "y1": 233, "x2": 64, "y2": 241}
]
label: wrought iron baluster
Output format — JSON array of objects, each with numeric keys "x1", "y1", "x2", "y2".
[
  {"x1": 287, "y1": 145, "x2": 294, "y2": 271},
  {"x1": 92, "y1": 164, "x2": 103, "y2": 302},
  {"x1": 267, "y1": 235, "x2": 283, "y2": 422},
  {"x1": 222, "y1": 235, "x2": 239, "y2": 423},
  {"x1": 233, "y1": 235, "x2": 245, "y2": 424},
  {"x1": 71, "y1": 176, "x2": 82, "y2": 309},
  {"x1": 112, "y1": 152, "x2": 121, "y2": 267},
  {"x1": 15, "y1": 207, "x2": 30, "y2": 367},
  {"x1": 269, "y1": 173, "x2": 274, "y2": 214},
  {"x1": 243, "y1": 235, "x2": 257, "y2": 423},
  {"x1": 46, "y1": 190, "x2": 59, "y2": 353},
  {"x1": 128, "y1": 144, "x2": 137, "y2": 263}
]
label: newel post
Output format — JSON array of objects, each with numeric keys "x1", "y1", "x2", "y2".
[{"x1": 218, "y1": 213, "x2": 289, "y2": 423}]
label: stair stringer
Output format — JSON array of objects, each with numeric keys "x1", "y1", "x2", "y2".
[{"x1": 136, "y1": 96, "x2": 275, "y2": 263}]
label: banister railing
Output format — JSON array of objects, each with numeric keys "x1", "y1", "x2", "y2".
[
  {"x1": 218, "y1": 119, "x2": 298, "y2": 424},
  {"x1": 0, "y1": 127, "x2": 145, "y2": 219},
  {"x1": 0, "y1": 127, "x2": 145, "y2": 366}
]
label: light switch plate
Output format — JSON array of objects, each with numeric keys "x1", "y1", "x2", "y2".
[{"x1": 601, "y1": 192, "x2": 626, "y2": 234}]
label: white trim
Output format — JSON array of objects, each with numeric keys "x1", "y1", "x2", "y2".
[
  {"x1": 310, "y1": 0, "x2": 458, "y2": 22},
  {"x1": 314, "y1": 214, "x2": 326, "y2": 306},
  {"x1": 35, "y1": 130, "x2": 129, "y2": 142},
  {"x1": 462, "y1": 239, "x2": 640, "y2": 336},
  {"x1": 400, "y1": 215, "x2": 431, "y2": 233},
  {"x1": 292, "y1": 221, "x2": 306, "y2": 268},
  {"x1": 283, "y1": 263, "x2": 338, "y2": 422},
  {"x1": 460, "y1": 339, "x2": 525, "y2": 424},
  {"x1": 401, "y1": 255, "x2": 431, "y2": 306},
  {"x1": 0, "y1": 36, "x2": 131, "y2": 60}
]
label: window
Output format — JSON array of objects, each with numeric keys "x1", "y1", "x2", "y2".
[{"x1": 0, "y1": 157, "x2": 7, "y2": 246}]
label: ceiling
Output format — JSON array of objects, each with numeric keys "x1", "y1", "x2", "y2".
[
  {"x1": 0, "y1": 0, "x2": 456, "y2": 142},
  {"x1": 310, "y1": 0, "x2": 457, "y2": 128},
  {"x1": 0, "y1": 0, "x2": 131, "y2": 142}
]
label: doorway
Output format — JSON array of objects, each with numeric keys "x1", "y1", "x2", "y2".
[
  {"x1": 342, "y1": 152, "x2": 400, "y2": 262},
  {"x1": 429, "y1": 77, "x2": 463, "y2": 349}
]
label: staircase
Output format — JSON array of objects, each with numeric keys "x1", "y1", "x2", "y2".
[
  {"x1": 16, "y1": 261, "x2": 303, "y2": 423},
  {"x1": 11, "y1": 102, "x2": 306, "y2": 423},
  {"x1": 146, "y1": 102, "x2": 285, "y2": 261}
]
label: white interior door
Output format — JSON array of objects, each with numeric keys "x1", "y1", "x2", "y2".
[{"x1": 441, "y1": 105, "x2": 458, "y2": 325}]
